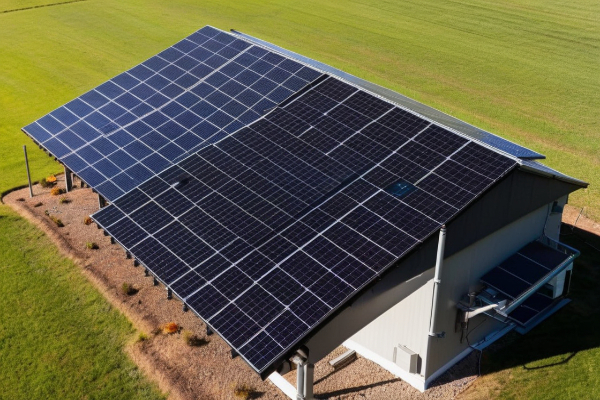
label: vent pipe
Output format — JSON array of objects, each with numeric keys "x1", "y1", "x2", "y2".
[{"x1": 428, "y1": 225, "x2": 446, "y2": 338}]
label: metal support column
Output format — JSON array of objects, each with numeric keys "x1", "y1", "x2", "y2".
[
  {"x1": 293, "y1": 349, "x2": 314, "y2": 400},
  {"x1": 303, "y1": 363, "x2": 314, "y2": 400},
  {"x1": 23, "y1": 145, "x2": 33, "y2": 198},
  {"x1": 153, "y1": 277, "x2": 159, "y2": 286},
  {"x1": 166, "y1": 288, "x2": 172, "y2": 300},
  {"x1": 98, "y1": 194, "x2": 107, "y2": 209},
  {"x1": 64, "y1": 166, "x2": 73, "y2": 192},
  {"x1": 294, "y1": 356, "x2": 305, "y2": 400}
]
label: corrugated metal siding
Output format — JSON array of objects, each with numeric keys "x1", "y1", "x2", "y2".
[{"x1": 350, "y1": 279, "x2": 433, "y2": 375}]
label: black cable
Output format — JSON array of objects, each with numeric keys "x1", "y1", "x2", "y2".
[{"x1": 465, "y1": 317, "x2": 487, "y2": 376}]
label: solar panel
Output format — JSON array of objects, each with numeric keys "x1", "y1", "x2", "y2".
[
  {"x1": 508, "y1": 292, "x2": 554, "y2": 325},
  {"x1": 93, "y1": 69, "x2": 517, "y2": 375},
  {"x1": 481, "y1": 241, "x2": 570, "y2": 300},
  {"x1": 480, "y1": 240, "x2": 572, "y2": 326},
  {"x1": 23, "y1": 26, "x2": 324, "y2": 201}
]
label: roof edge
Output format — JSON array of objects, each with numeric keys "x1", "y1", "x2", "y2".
[{"x1": 518, "y1": 160, "x2": 588, "y2": 188}]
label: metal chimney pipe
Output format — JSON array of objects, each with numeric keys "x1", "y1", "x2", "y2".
[{"x1": 428, "y1": 225, "x2": 446, "y2": 337}]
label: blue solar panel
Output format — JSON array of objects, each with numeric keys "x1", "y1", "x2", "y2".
[
  {"x1": 23, "y1": 26, "x2": 324, "y2": 201},
  {"x1": 481, "y1": 240, "x2": 570, "y2": 301}
]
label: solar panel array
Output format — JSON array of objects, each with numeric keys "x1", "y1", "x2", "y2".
[
  {"x1": 23, "y1": 26, "x2": 323, "y2": 201},
  {"x1": 93, "y1": 71, "x2": 517, "y2": 373},
  {"x1": 481, "y1": 241, "x2": 570, "y2": 325}
]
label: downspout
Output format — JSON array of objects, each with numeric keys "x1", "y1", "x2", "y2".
[{"x1": 428, "y1": 225, "x2": 446, "y2": 338}]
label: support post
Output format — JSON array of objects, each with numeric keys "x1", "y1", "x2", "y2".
[
  {"x1": 125, "y1": 251, "x2": 131, "y2": 259},
  {"x1": 110, "y1": 237, "x2": 115, "y2": 244},
  {"x1": 98, "y1": 194, "x2": 107, "y2": 209},
  {"x1": 133, "y1": 259, "x2": 139, "y2": 267},
  {"x1": 293, "y1": 350, "x2": 314, "y2": 400},
  {"x1": 153, "y1": 277, "x2": 159, "y2": 286},
  {"x1": 23, "y1": 145, "x2": 33, "y2": 198},
  {"x1": 303, "y1": 363, "x2": 314, "y2": 400},
  {"x1": 294, "y1": 356, "x2": 305, "y2": 400},
  {"x1": 64, "y1": 166, "x2": 73, "y2": 192},
  {"x1": 206, "y1": 326, "x2": 213, "y2": 336},
  {"x1": 182, "y1": 303, "x2": 188, "y2": 312},
  {"x1": 428, "y1": 225, "x2": 446, "y2": 338},
  {"x1": 166, "y1": 288, "x2": 172, "y2": 300}
]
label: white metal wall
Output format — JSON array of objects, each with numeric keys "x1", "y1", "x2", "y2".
[
  {"x1": 350, "y1": 277, "x2": 433, "y2": 375},
  {"x1": 348, "y1": 196, "x2": 567, "y2": 384}
]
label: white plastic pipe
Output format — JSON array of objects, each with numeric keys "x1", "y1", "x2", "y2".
[{"x1": 428, "y1": 225, "x2": 446, "y2": 337}]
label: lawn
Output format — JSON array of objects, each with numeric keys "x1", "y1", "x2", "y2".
[
  {"x1": 0, "y1": 0, "x2": 598, "y2": 398},
  {"x1": 0, "y1": 206, "x2": 165, "y2": 400}
]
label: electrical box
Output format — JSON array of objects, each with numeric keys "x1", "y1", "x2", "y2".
[{"x1": 393, "y1": 344, "x2": 418, "y2": 374}]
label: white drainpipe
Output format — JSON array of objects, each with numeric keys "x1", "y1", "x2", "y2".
[{"x1": 428, "y1": 225, "x2": 446, "y2": 338}]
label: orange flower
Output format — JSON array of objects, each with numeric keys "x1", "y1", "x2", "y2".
[{"x1": 46, "y1": 175, "x2": 57, "y2": 183}]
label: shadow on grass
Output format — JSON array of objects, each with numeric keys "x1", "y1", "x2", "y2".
[
  {"x1": 522, "y1": 351, "x2": 578, "y2": 370},
  {"x1": 479, "y1": 224, "x2": 600, "y2": 375}
]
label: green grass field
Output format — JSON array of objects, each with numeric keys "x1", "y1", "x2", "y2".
[
  {"x1": 0, "y1": 207, "x2": 164, "y2": 400},
  {"x1": 0, "y1": 0, "x2": 598, "y2": 398}
]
